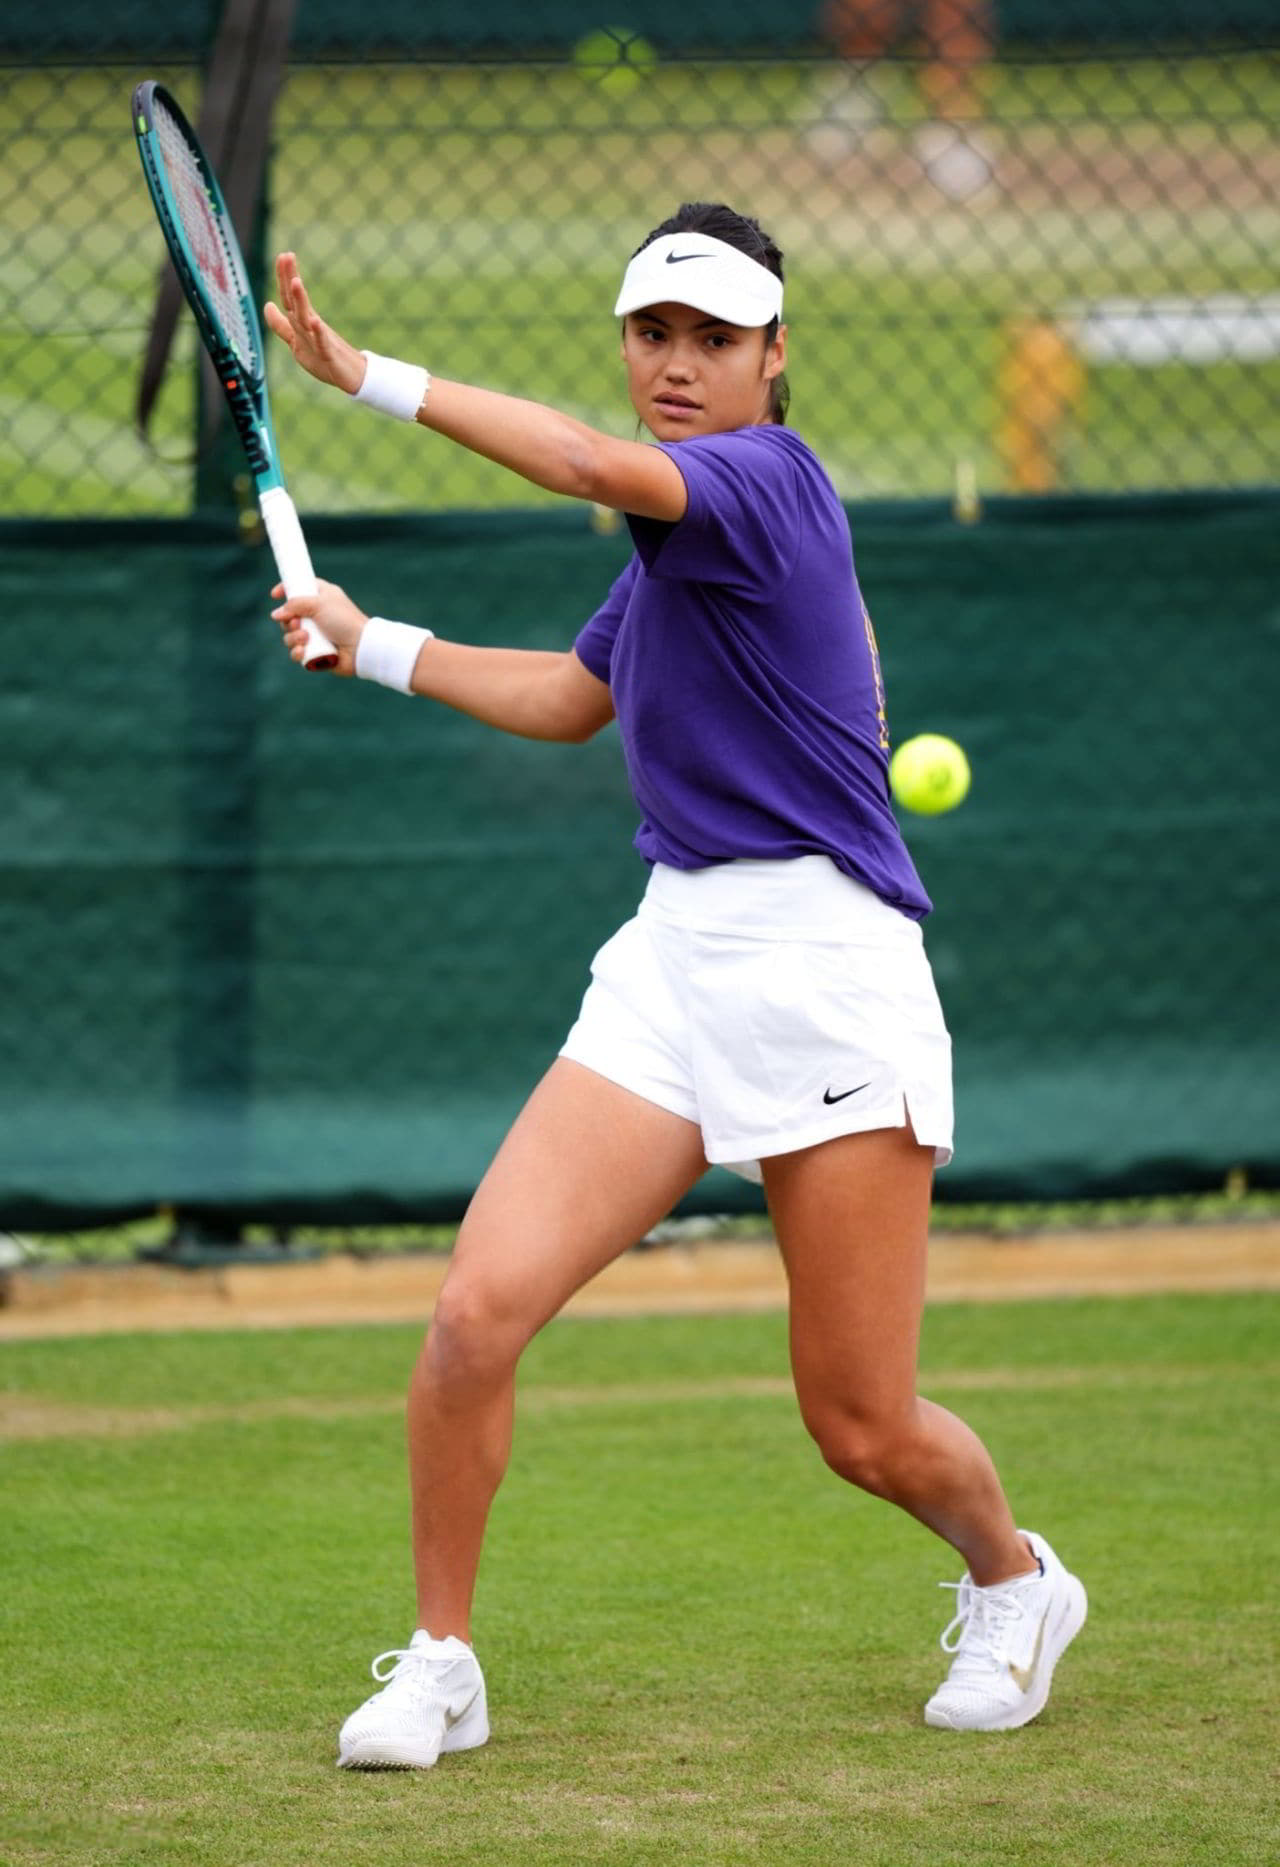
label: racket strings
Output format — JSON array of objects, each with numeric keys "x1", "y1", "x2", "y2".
[{"x1": 152, "y1": 99, "x2": 258, "y2": 373}]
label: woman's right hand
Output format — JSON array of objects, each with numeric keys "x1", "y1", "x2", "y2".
[
  {"x1": 271, "y1": 579, "x2": 367, "y2": 675},
  {"x1": 264, "y1": 252, "x2": 367, "y2": 396}
]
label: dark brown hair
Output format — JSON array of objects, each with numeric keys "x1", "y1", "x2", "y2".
[{"x1": 632, "y1": 202, "x2": 790, "y2": 425}]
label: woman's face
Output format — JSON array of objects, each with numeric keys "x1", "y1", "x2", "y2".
[{"x1": 621, "y1": 302, "x2": 787, "y2": 442}]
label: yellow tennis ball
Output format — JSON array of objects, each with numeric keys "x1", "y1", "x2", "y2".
[
  {"x1": 889, "y1": 734, "x2": 971, "y2": 815},
  {"x1": 572, "y1": 26, "x2": 657, "y2": 93}
]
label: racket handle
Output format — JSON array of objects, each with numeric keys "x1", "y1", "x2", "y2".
[{"x1": 258, "y1": 486, "x2": 339, "y2": 671}]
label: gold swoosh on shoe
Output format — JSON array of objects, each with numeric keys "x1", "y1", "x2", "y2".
[
  {"x1": 443, "y1": 1687, "x2": 481, "y2": 1731},
  {"x1": 1008, "y1": 1613, "x2": 1048, "y2": 1693}
]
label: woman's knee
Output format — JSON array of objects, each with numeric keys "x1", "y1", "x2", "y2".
[
  {"x1": 420, "y1": 1273, "x2": 533, "y2": 1392},
  {"x1": 802, "y1": 1399, "x2": 918, "y2": 1498}
]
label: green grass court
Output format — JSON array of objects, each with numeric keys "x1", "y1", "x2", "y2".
[
  {"x1": 4, "y1": 55, "x2": 1280, "y2": 518},
  {"x1": 2, "y1": 1291, "x2": 1274, "y2": 1864}
]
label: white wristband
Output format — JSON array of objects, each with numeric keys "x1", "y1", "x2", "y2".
[
  {"x1": 355, "y1": 618, "x2": 434, "y2": 693},
  {"x1": 353, "y1": 351, "x2": 431, "y2": 421}
]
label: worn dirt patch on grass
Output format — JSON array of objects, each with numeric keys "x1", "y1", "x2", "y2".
[{"x1": 1, "y1": 1223, "x2": 1277, "y2": 1342}]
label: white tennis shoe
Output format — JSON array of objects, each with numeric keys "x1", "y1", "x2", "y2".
[
  {"x1": 337, "y1": 1629, "x2": 489, "y2": 1769},
  {"x1": 924, "y1": 1530, "x2": 1087, "y2": 1731}
]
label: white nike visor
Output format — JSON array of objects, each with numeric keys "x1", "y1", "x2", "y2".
[{"x1": 614, "y1": 231, "x2": 783, "y2": 328}]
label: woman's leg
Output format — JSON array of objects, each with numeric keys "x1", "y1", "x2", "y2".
[
  {"x1": 761, "y1": 1119, "x2": 1033, "y2": 1585},
  {"x1": 764, "y1": 1118, "x2": 1088, "y2": 1731},
  {"x1": 408, "y1": 1057, "x2": 708, "y2": 1640}
]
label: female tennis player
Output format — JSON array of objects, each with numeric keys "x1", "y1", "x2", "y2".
[{"x1": 266, "y1": 202, "x2": 1086, "y2": 1765}]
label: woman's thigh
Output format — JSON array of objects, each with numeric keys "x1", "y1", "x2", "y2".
[
  {"x1": 440, "y1": 1056, "x2": 709, "y2": 1347},
  {"x1": 762, "y1": 1121, "x2": 935, "y2": 1426}
]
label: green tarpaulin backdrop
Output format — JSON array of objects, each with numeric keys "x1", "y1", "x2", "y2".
[{"x1": 1, "y1": 491, "x2": 1277, "y2": 1226}]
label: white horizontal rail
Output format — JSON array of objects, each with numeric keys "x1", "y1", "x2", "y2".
[{"x1": 1065, "y1": 295, "x2": 1280, "y2": 366}]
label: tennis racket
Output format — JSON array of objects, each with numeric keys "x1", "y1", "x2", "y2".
[{"x1": 132, "y1": 80, "x2": 337, "y2": 670}]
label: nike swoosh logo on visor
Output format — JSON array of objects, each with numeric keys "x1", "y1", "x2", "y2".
[{"x1": 665, "y1": 251, "x2": 715, "y2": 263}]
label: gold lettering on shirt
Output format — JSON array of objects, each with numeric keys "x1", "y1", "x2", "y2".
[{"x1": 860, "y1": 597, "x2": 891, "y2": 751}]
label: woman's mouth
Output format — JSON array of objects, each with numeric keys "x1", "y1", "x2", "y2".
[{"x1": 654, "y1": 394, "x2": 700, "y2": 418}]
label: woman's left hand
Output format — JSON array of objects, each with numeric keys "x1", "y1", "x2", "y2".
[{"x1": 264, "y1": 252, "x2": 367, "y2": 397}]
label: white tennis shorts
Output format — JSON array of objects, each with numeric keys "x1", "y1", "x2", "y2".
[{"x1": 560, "y1": 856, "x2": 954, "y2": 1182}]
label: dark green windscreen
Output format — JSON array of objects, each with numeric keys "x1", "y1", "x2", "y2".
[{"x1": 2, "y1": 492, "x2": 1275, "y2": 1226}]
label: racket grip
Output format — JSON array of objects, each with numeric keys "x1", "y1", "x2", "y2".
[{"x1": 258, "y1": 486, "x2": 339, "y2": 670}]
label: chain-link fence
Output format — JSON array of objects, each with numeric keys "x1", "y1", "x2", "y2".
[
  {"x1": 2, "y1": 4, "x2": 1279, "y2": 1253},
  {"x1": 3, "y1": 3, "x2": 1278, "y2": 517}
]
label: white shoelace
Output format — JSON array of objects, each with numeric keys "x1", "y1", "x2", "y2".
[
  {"x1": 937, "y1": 1576, "x2": 1031, "y2": 1676},
  {"x1": 368, "y1": 1646, "x2": 452, "y2": 1701}
]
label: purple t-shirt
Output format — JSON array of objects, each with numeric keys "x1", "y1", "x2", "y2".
[{"x1": 573, "y1": 425, "x2": 932, "y2": 920}]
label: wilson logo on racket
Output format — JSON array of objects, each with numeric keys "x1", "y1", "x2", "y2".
[{"x1": 173, "y1": 166, "x2": 230, "y2": 296}]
